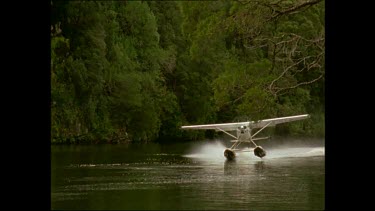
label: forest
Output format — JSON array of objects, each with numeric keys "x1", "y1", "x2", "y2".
[{"x1": 51, "y1": 0, "x2": 324, "y2": 144}]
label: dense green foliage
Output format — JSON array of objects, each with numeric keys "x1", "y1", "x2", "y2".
[{"x1": 51, "y1": 0, "x2": 324, "y2": 144}]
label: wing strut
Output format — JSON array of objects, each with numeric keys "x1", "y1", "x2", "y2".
[
  {"x1": 251, "y1": 122, "x2": 272, "y2": 139},
  {"x1": 215, "y1": 127, "x2": 237, "y2": 139}
]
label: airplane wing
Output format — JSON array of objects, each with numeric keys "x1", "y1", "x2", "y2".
[
  {"x1": 249, "y1": 114, "x2": 309, "y2": 129},
  {"x1": 181, "y1": 114, "x2": 309, "y2": 131},
  {"x1": 181, "y1": 122, "x2": 250, "y2": 131}
]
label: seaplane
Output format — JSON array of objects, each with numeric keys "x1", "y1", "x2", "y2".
[{"x1": 181, "y1": 114, "x2": 309, "y2": 160}]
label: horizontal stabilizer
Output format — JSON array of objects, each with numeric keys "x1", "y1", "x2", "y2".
[
  {"x1": 233, "y1": 148, "x2": 255, "y2": 152},
  {"x1": 230, "y1": 140, "x2": 251, "y2": 143},
  {"x1": 252, "y1": 136, "x2": 270, "y2": 141}
]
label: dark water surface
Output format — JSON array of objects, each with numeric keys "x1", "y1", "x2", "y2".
[{"x1": 51, "y1": 140, "x2": 325, "y2": 210}]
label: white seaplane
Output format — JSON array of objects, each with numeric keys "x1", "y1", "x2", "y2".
[{"x1": 181, "y1": 114, "x2": 309, "y2": 160}]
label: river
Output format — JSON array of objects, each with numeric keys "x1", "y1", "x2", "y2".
[{"x1": 51, "y1": 139, "x2": 325, "y2": 210}]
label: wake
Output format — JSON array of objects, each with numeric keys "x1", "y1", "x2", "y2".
[
  {"x1": 264, "y1": 147, "x2": 325, "y2": 159},
  {"x1": 183, "y1": 141, "x2": 227, "y2": 160},
  {"x1": 183, "y1": 141, "x2": 324, "y2": 160}
]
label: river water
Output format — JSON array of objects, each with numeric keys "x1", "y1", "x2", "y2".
[{"x1": 51, "y1": 139, "x2": 325, "y2": 210}]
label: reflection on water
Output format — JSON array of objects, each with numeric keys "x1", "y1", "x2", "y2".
[
  {"x1": 223, "y1": 160, "x2": 267, "y2": 176},
  {"x1": 224, "y1": 160, "x2": 237, "y2": 175},
  {"x1": 254, "y1": 160, "x2": 266, "y2": 171},
  {"x1": 51, "y1": 141, "x2": 325, "y2": 210}
]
